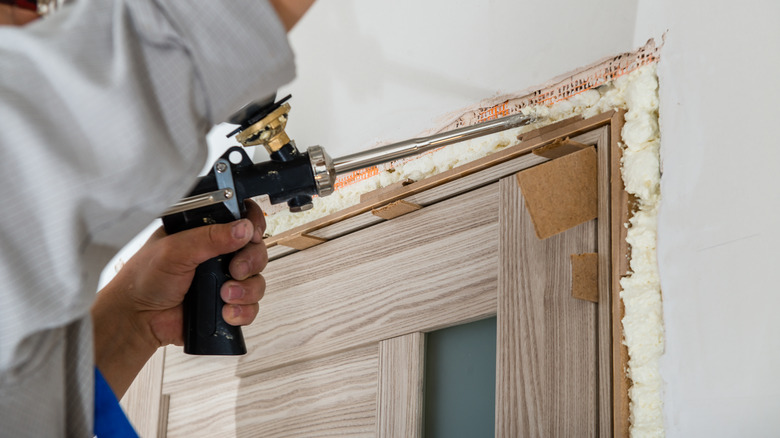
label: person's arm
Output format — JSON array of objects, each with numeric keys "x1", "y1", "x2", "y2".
[
  {"x1": 89, "y1": 0, "x2": 316, "y2": 401},
  {"x1": 0, "y1": 1, "x2": 308, "y2": 432},
  {"x1": 268, "y1": 0, "x2": 315, "y2": 31},
  {"x1": 92, "y1": 200, "x2": 269, "y2": 398},
  {"x1": 0, "y1": 3, "x2": 38, "y2": 25}
]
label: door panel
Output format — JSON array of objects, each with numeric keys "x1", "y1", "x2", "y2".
[{"x1": 497, "y1": 176, "x2": 598, "y2": 436}]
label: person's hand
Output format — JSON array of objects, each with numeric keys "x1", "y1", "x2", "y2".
[
  {"x1": 118, "y1": 199, "x2": 268, "y2": 347},
  {"x1": 92, "y1": 200, "x2": 268, "y2": 397}
]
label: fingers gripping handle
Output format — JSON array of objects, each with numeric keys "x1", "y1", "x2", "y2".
[
  {"x1": 183, "y1": 253, "x2": 247, "y2": 355},
  {"x1": 163, "y1": 153, "x2": 249, "y2": 356}
]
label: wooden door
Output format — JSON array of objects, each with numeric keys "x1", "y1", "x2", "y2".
[{"x1": 121, "y1": 116, "x2": 621, "y2": 437}]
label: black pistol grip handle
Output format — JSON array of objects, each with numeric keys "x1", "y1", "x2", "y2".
[{"x1": 183, "y1": 251, "x2": 247, "y2": 355}]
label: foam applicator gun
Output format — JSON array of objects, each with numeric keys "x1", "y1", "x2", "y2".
[{"x1": 162, "y1": 95, "x2": 533, "y2": 355}]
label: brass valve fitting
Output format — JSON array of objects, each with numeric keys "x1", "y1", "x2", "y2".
[{"x1": 235, "y1": 102, "x2": 292, "y2": 153}]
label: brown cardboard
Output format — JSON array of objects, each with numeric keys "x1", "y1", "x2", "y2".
[
  {"x1": 532, "y1": 137, "x2": 590, "y2": 159},
  {"x1": 571, "y1": 253, "x2": 599, "y2": 303},
  {"x1": 277, "y1": 232, "x2": 327, "y2": 250},
  {"x1": 359, "y1": 178, "x2": 415, "y2": 204},
  {"x1": 517, "y1": 115, "x2": 584, "y2": 143},
  {"x1": 372, "y1": 200, "x2": 422, "y2": 220},
  {"x1": 516, "y1": 146, "x2": 598, "y2": 239}
]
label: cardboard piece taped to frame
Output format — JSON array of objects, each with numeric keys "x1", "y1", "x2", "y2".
[
  {"x1": 360, "y1": 178, "x2": 415, "y2": 204},
  {"x1": 516, "y1": 146, "x2": 598, "y2": 239},
  {"x1": 372, "y1": 199, "x2": 422, "y2": 220},
  {"x1": 570, "y1": 253, "x2": 599, "y2": 303},
  {"x1": 277, "y1": 232, "x2": 327, "y2": 250},
  {"x1": 532, "y1": 137, "x2": 590, "y2": 160}
]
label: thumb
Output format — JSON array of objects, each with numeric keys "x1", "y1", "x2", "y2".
[{"x1": 163, "y1": 220, "x2": 254, "y2": 269}]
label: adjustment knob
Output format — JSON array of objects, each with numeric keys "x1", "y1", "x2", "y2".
[{"x1": 307, "y1": 145, "x2": 336, "y2": 197}]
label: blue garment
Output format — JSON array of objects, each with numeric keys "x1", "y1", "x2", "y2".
[{"x1": 94, "y1": 367, "x2": 138, "y2": 438}]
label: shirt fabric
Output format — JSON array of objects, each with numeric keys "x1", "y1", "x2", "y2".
[
  {"x1": 94, "y1": 367, "x2": 138, "y2": 438},
  {"x1": 0, "y1": 1, "x2": 295, "y2": 435}
]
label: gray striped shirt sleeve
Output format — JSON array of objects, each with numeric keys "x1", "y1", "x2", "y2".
[{"x1": 0, "y1": 0, "x2": 295, "y2": 435}]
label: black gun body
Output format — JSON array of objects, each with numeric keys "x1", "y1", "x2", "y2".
[{"x1": 162, "y1": 146, "x2": 317, "y2": 355}]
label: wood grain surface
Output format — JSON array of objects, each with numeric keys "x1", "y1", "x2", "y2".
[
  {"x1": 235, "y1": 345, "x2": 378, "y2": 437},
  {"x1": 596, "y1": 124, "x2": 615, "y2": 438},
  {"x1": 238, "y1": 183, "x2": 500, "y2": 377},
  {"x1": 121, "y1": 348, "x2": 165, "y2": 437},
  {"x1": 166, "y1": 346, "x2": 377, "y2": 437},
  {"x1": 376, "y1": 333, "x2": 425, "y2": 438},
  {"x1": 162, "y1": 345, "x2": 240, "y2": 397},
  {"x1": 158, "y1": 394, "x2": 170, "y2": 438},
  {"x1": 496, "y1": 176, "x2": 598, "y2": 436},
  {"x1": 610, "y1": 110, "x2": 631, "y2": 438},
  {"x1": 165, "y1": 377, "x2": 241, "y2": 437}
]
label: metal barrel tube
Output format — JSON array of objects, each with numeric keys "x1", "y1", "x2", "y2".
[{"x1": 332, "y1": 113, "x2": 534, "y2": 175}]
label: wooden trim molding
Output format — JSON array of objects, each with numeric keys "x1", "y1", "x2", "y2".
[
  {"x1": 264, "y1": 111, "x2": 616, "y2": 252},
  {"x1": 610, "y1": 110, "x2": 631, "y2": 438},
  {"x1": 376, "y1": 333, "x2": 426, "y2": 437}
]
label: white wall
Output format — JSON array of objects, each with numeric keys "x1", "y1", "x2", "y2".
[
  {"x1": 270, "y1": 0, "x2": 638, "y2": 159},
  {"x1": 635, "y1": 1, "x2": 780, "y2": 436}
]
